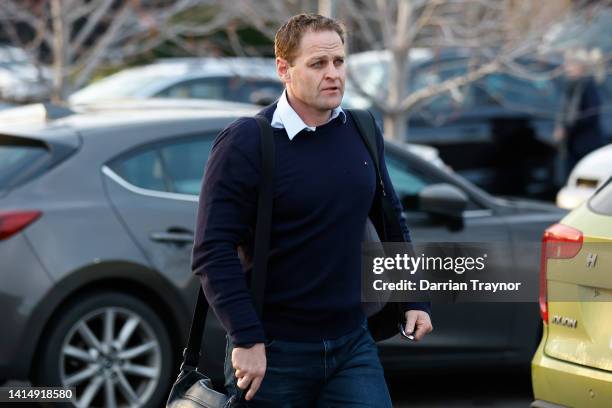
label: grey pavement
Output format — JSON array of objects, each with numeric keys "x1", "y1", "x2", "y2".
[
  {"x1": 5, "y1": 367, "x2": 533, "y2": 407},
  {"x1": 389, "y1": 368, "x2": 533, "y2": 408}
]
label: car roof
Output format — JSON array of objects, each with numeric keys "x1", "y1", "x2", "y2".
[
  {"x1": 349, "y1": 48, "x2": 436, "y2": 67},
  {"x1": 91, "y1": 57, "x2": 277, "y2": 80},
  {"x1": 569, "y1": 143, "x2": 612, "y2": 181},
  {"x1": 0, "y1": 99, "x2": 260, "y2": 136},
  {"x1": 68, "y1": 58, "x2": 281, "y2": 103}
]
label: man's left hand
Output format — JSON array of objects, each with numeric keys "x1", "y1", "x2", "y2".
[{"x1": 404, "y1": 310, "x2": 433, "y2": 341}]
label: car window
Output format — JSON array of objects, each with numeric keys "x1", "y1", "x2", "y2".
[
  {"x1": 589, "y1": 179, "x2": 612, "y2": 216},
  {"x1": 408, "y1": 59, "x2": 476, "y2": 122},
  {"x1": 0, "y1": 141, "x2": 48, "y2": 190},
  {"x1": 111, "y1": 150, "x2": 168, "y2": 192},
  {"x1": 155, "y1": 77, "x2": 283, "y2": 104},
  {"x1": 386, "y1": 153, "x2": 439, "y2": 212},
  {"x1": 156, "y1": 78, "x2": 227, "y2": 100},
  {"x1": 386, "y1": 152, "x2": 481, "y2": 211},
  {"x1": 350, "y1": 60, "x2": 389, "y2": 99},
  {"x1": 108, "y1": 134, "x2": 215, "y2": 195},
  {"x1": 227, "y1": 78, "x2": 283, "y2": 104},
  {"x1": 159, "y1": 138, "x2": 214, "y2": 195},
  {"x1": 477, "y1": 73, "x2": 561, "y2": 116},
  {"x1": 387, "y1": 155, "x2": 431, "y2": 197}
]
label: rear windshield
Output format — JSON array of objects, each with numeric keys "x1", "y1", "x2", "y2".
[
  {"x1": 0, "y1": 139, "x2": 49, "y2": 190},
  {"x1": 589, "y1": 179, "x2": 612, "y2": 216}
]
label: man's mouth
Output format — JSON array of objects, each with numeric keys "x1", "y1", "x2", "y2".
[{"x1": 322, "y1": 86, "x2": 340, "y2": 92}]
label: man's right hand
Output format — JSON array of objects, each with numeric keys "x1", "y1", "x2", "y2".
[{"x1": 232, "y1": 343, "x2": 266, "y2": 401}]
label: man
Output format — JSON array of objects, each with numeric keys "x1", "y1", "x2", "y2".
[
  {"x1": 192, "y1": 13, "x2": 432, "y2": 406},
  {"x1": 553, "y1": 48, "x2": 605, "y2": 182}
]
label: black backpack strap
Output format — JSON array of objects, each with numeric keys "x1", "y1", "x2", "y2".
[
  {"x1": 347, "y1": 109, "x2": 387, "y2": 198},
  {"x1": 347, "y1": 108, "x2": 379, "y2": 165},
  {"x1": 181, "y1": 115, "x2": 275, "y2": 370},
  {"x1": 347, "y1": 109, "x2": 389, "y2": 239}
]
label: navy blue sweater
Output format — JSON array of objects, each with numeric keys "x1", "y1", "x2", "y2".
[{"x1": 192, "y1": 104, "x2": 428, "y2": 346}]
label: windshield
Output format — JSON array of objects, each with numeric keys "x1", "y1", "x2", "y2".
[
  {"x1": 345, "y1": 54, "x2": 562, "y2": 117},
  {"x1": 589, "y1": 179, "x2": 612, "y2": 216},
  {"x1": 542, "y1": 9, "x2": 612, "y2": 54}
]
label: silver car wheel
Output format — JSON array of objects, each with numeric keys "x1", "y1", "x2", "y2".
[{"x1": 59, "y1": 306, "x2": 162, "y2": 408}]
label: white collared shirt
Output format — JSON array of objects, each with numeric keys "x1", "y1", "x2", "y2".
[{"x1": 271, "y1": 90, "x2": 346, "y2": 140}]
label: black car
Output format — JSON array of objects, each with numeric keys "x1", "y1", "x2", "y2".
[
  {"x1": 345, "y1": 49, "x2": 611, "y2": 200},
  {"x1": 0, "y1": 100, "x2": 565, "y2": 407}
]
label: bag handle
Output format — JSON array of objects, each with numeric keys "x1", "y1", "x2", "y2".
[{"x1": 181, "y1": 114, "x2": 275, "y2": 370}]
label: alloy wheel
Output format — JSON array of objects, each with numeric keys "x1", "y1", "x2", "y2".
[{"x1": 59, "y1": 306, "x2": 162, "y2": 408}]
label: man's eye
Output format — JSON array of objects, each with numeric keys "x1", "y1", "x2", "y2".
[
  {"x1": 334, "y1": 59, "x2": 344, "y2": 66},
  {"x1": 312, "y1": 61, "x2": 324, "y2": 68}
]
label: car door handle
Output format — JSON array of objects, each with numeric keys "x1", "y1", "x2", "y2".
[{"x1": 150, "y1": 231, "x2": 194, "y2": 244}]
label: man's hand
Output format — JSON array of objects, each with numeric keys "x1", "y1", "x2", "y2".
[
  {"x1": 404, "y1": 310, "x2": 433, "y2": 341},
  {"x1": 232, "y1": 343, "x2": 266, "y2": 401}
]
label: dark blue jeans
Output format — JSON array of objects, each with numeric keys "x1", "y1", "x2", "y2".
[{"x1": 224, "y1": 319, "x2": 392, "y2": 407}]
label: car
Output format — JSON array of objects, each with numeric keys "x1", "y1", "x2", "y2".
[
  {"x1": 0, "y1": 100, "x2": 564, "y2": 407},
  {"x1": 69, "y1": 57, "x2": 284, "y2": 106},
  {"x1": 531, "y1": 176, "x2": 612, "y2": 408},
  {"x1": 556, "y1": 143, "x2": 612, "y2": 209},
  {"x1": 0, "y1": 45, "x2": 52, "y2": 102},
  {"x1": 344, "y1": 49, "x2": 612, "y2": 200}
]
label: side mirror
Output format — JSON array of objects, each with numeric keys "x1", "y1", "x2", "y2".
[{"x1": 418, "y1": 183, "x2": 468, "y2": 230}]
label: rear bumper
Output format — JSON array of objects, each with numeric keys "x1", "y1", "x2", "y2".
[{"x1": 532, "y1": 342, "x2": 612, "y2": 408}]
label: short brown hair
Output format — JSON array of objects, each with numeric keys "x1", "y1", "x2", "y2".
[{"x1": 274, "y1": 13, "x2": 345, "y2": 64}]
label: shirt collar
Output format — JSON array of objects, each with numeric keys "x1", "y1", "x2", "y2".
[{"x1": 271, "y1": 90, "x2": 346, "y2": 140}]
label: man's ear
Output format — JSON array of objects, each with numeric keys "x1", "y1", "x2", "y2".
[{"x1": 276, "y1": 57, "x2": 291, "y2": 84}]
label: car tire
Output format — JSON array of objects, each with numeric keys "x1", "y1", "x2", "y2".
[{"x1": 32, "y1": 291, "x2": 174, "y2": 408}]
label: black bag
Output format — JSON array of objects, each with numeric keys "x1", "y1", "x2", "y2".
[
  {"x1": 347, "y1": 108, "x2": 414, "y2": 342},
  {"x1": 166, "y1": 114, "x2": 274, "y2": 408}
]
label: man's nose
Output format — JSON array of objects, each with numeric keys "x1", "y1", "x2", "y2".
[{"x1": 324, "y1": 64, "x2": 343, "y2": 81}]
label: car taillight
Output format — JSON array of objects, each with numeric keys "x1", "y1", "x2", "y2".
[
  {"x1": 0, "y1": 210, "x2": 42, "y2": 240},
  {"x1": 539, "y1": 223, "x2": 583, "y2": 323}
]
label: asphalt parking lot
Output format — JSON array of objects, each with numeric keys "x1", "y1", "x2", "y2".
[
  {"x1": 389, "y1": 368, "x2": 533, "y2": 407},
  {"x1": 6, "y1": 367, "x2": 533, "y2": 407}
]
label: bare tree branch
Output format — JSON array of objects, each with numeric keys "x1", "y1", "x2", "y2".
[
  {"x1": 0, "y1": 0, "x2": 245, "y2": 101},
  {"x1": 72, "y1": 1, "x2": 135, "y2": 91},
  {"x1": 70, "y1": 0, "x2": 115, "y2": 60},
  {"x1": 400, "y1": 60, "x2": 499, "y2": 111}
]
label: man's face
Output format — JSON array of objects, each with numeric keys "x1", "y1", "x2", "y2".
[{"x1": 277, "y1": 29, "x2": 346, "y2": 112}]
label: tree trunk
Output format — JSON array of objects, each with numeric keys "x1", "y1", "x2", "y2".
[
  {"x1": 378, "y1": 0, "x2": 412, "y2": 142},
  {"x1": 50, "y1": 0, "x2": 67, "y2": 103},
  {"x1": 318, "y1": 0, "x2": 336, "y2": 17},
  {"x1": 383, "y1": 111, "x2": 408, "y2": 142},
  {"x1": 385, "y1": 47, "x2": 409, "y2": 141}
]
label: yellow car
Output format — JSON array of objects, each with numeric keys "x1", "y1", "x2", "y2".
[{"x1": 532, "y1": 177, "x2": 612, "y2": 408}]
